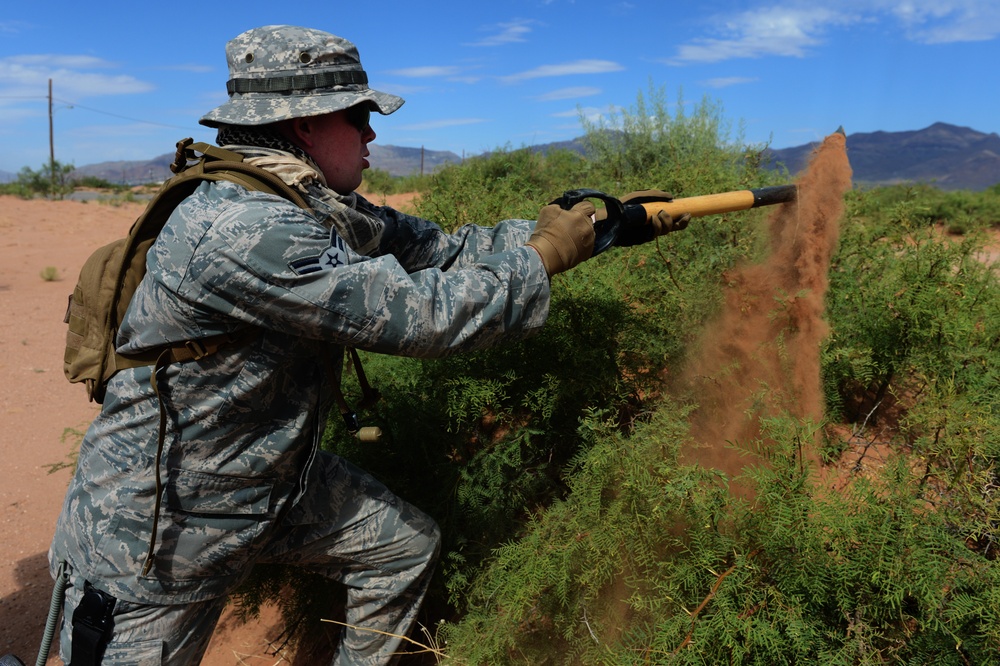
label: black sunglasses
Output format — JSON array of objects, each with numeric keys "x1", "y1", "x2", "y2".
[{"x1": 345, "y1": 104, "x2": 371, "y2": 132}]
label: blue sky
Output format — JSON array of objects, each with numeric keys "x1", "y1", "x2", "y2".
[{"x1": 1, "y1": 0, "x2": 998, "y2": 174}]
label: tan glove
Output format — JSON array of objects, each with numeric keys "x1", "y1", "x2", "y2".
[
  {"x1": 622, "y1": 189, "x2": 691, "y2": 236},
  {"x1": 526, "y1": 201, "x2": 596, "y2": 276}
]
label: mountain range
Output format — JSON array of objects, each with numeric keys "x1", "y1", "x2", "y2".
[
  {"x1": 765, "y1": 122, "x2": 1000, "y2": 191},
  {"x1": 1, "y1": 122, "x2": 998, "y2": 191}
]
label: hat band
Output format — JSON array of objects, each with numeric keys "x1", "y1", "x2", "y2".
[{"x1": 227, "y1": 70, "x2": 369, "y2": 94}]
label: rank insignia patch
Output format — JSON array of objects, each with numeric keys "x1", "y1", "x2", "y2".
[{"x1": 289, "y1": 229, "x2": 350, "y2": 275}]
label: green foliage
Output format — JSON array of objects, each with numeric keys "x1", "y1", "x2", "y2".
[
  {"x1": 823, "y1": 186, "x2": 999, "y2": 424},
  {"x1": 70, "y1": 175, "x2": 130, "y2": 191},
  {"x1": 443, "y1": 412, "x2": 1000, "y2": 665},
  {"x1": 851, "y1": 183, "x2": 1000, "y2": 233},
  {"x1": 579, "y1": 86, "x2": 781, "y2": 196},
  {"x1": 0, "y1": 160, "x2": 75, "y2": 198},
  {"x1": 412, "y1": 146, "x2": 588, "y2": 230},
  {"x1": 362, "y1": 168, "x2": 433, "y2": 197},
  {"x1": 926, "y1": 187, "x2": 1000, "y2": 230},
  {"x1": 228, "y1": 84, "x2": 1000, "y2": 663},
  {"x1": 0, "y1": 162, "x2": 141, "y2": 198}
]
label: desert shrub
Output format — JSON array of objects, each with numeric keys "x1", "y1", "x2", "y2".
[
  {"x1": 579, "y1": 86, "x2": 780, "y2": 197},
  {"x1": 362, "y1": 168, "x2": 433, "y2": 197},
  {"x1": 68, "y1": 175, "x2": 129, "y2": 191},
  {"x1": 822, "y1": 186, "x2": 999, "y2": 425},
  {"x1": 229, "y1": 85, "x2": 1000, "y2": 664},
  {"x1": 412, "y1": 146, "x2": 589, "y2": 229},
  {"x1": 442, "y1": 411, "x2": 1000, "y2": 665},
  {"x1": 0, "y1": 161, "x2": 75, "y2": 199},
  {"x1": 852, "y1": 184, "x2": 1000, "y2": 232},
  {"x1": 928, "y1": 188, "x2": 1000, "y2": 229}
]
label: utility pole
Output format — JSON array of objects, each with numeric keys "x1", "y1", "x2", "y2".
[
  {"x1": 420, "y1": 145, "x2": 425, "y2": 177},
  {"x1": 48, "y1": 78, "x2": 55, "y2": 189}
]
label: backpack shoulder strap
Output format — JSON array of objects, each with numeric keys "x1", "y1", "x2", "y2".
[
  {"x1": 174, "y1": 139, "x2": 310, "y2": 209},
  {"x1": 105, "y1": 139, "x2": 312, "y2": 390}
]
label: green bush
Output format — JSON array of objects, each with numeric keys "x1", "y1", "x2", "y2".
[
  {"x1": 412, "y1": 146, "x2": 589, "y2": 229},
  {"x1": 0, "y1": 161, "x2": 75, "y2": 199},
  {"x1": 442, "y1": 411, "x2": 1000, "y2": 665},
  {"x1": 579, "y1": 87, "x2": 781, "y2": 196},
  {"x1": 70, "y1": 175, "x2": 129, "y2": 191},
  {"x1": 362, "y1": 168, "x2": 434, "y2": 197},
  {"x1": 229, "y1": 85, "x2": 1000, "y2": 664}
]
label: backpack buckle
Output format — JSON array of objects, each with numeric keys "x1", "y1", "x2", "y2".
[{"x1": 184, "y1": 339, "x2": 209, "y2": 360}]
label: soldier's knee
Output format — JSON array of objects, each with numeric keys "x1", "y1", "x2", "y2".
[
  {"x1": 414, "y1": 513, "x2": 441, "y2": 567},
  {"x1": 425, "y1": 519, "x2": 442, "y2": 563},
  {"x1": 399, "y1": 508, "x2": 441, "y2": 576}
]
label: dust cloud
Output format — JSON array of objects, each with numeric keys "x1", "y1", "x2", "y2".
[{"x1": 681, "y1": 132, "x2": 853, "y2": 482}]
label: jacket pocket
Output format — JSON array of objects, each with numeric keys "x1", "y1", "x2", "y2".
[{"x1": 140, "y1": 469, "x2": 273, "y2": 585}]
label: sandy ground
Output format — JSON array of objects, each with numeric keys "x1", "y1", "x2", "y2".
[{"x1": 0, "y1": 191, "x2": 415, "y2": 665}]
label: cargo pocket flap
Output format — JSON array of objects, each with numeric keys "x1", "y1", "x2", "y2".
[{"x1": 168, "y1": 469, "x2": 272, "y2": 516}]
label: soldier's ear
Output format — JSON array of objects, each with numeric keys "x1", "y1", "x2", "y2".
[{"x1": 279, "y1": 117, "x2": 316, "y2": 150}]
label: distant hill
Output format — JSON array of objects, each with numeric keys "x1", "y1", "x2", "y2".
[
  {"x1": 5, "y1": 123, "x2": 998, "y2": 191},
  {"x1": 69, "y1": 152, "x2": 178, "y2": 185},
  {"x1": 766, "y1": 122, "x2": 1000, "y2": 191},
  {"x1": 65, "y1": 144, "x2": 462, "y2": 185},
  {"x1": 367, "y1": 144, "x2": 462, "y2": 176}
]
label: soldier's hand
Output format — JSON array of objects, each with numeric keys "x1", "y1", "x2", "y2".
[
  {"x1": 526, "y1": 201, "x2": 596, "y2": 276},
  {"x1": 613, "y1": 189, "x2": 690, "y2": 246}
]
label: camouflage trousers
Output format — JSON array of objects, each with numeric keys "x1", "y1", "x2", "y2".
[{"x1": 57, "y1": 452, "x2": 441, "y2": 665}]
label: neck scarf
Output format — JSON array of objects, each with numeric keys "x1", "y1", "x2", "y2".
[{"x1": 215, "y1": 124, "x2": 384, "y2": 255}]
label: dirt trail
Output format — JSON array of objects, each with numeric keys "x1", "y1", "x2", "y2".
[{"x1": 681, "y1": 132, "x2": 853, "y2": 482}]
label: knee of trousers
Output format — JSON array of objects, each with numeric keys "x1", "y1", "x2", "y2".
[{"x1": 396, "y1": 509, "x2": 442, "y2": 575}]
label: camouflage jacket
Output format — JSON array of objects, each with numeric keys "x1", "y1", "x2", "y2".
[{"x1": 50, "y1": 180, "x2": 549, "y2": 604}]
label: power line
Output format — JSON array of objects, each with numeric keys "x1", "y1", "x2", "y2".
[
  {"x1": 50, "y1": 97, "x2": 194, "y2": 130},
  {"x1": 0, "y1": 92, "x2": 194, "y2": 130}
]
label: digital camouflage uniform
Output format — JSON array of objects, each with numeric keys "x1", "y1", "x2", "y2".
[{"x1": 49, "y1": 25, "x2": 551, "y2": 665}]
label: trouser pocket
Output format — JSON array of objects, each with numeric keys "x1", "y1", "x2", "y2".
[{"x1": 137, "y1": 468, "x2": 274, "y2": 585}]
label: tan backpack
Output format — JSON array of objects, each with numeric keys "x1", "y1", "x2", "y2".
[{"x1": 63, "y1": 138, "x2": 309, "y2": 403}]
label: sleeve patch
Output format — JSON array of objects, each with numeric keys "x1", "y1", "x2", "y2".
[{"x1": 289, "y1": 229, "x2": 350, "y2": 276}]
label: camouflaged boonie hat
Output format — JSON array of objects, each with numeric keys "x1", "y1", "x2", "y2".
[{"x1": 199, "y1": 25, "x2": 404, "y2": 127}]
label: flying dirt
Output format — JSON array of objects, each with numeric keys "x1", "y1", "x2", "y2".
[{"x1": 682, "y1": 130, "x2": 853, "y2": 482}]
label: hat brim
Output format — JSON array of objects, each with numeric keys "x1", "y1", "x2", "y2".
[{"x1": 199, "y1": 88, "x2": 404, "y2": 128}]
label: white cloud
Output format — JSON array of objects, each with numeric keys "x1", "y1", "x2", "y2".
[
  {"x1": 551, "y1": 106, "x2": 604, "y2": 119},
  {"x1": 386, "y1": 65, "x2": 464, "y2": 78},
  {"x1": 465, "y1": 19, "x2": 535, "y2": 47},
  {"x1": 158, "y1": 64, "x2": 214, "y2": 74},
  {"x1": 396, "y1": 118, "x2": 488, "y2": 131},
  {"x1": 375, "y1": 83, "x2": 431, "y2": 96},
  {"x1": 0, "y1": 106, "x2": 38, "y2": 123},
  {"x1": 879, "y1": 0, "x2": 1000, "y2": 42},
  {"x1": 0, "y1": 54, "x2": 154, "y2": 99},
  {"x1": 669, "y1": 7, "x2": 850, "y2": 64},
  {"x1": 7, "y1": 54, "x2": 113, "y2": 69},
  {"x1": 502, "y1": 60, "x2": 624, "y2": 83},
  {"x1": 0, "y1": 21, "x2": 29, "y2": 34},
  {"x1": 701, "y1": 76, "x2": 759, "y2": 88},
  {"x1": 66, "y1": 122, "x2": 161, "y2": 139},
  {"x1": 668, "y1": 1, "x2": 1000, "y2": 65},
  {"x1": 384, "y1": 65, "x2": 481, "y2": 84},
  {"x1": 536, "y1": 86, "x2": 602, "y2": 101}
]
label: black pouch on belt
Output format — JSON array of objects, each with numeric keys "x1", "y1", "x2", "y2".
[{"x1": 69, "y1": 582, "x2": 117, "y2": 666}]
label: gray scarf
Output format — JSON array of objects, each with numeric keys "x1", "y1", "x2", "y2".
[{"x1": 215, "y1": 124, "x2": 384, "y2": 255}]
